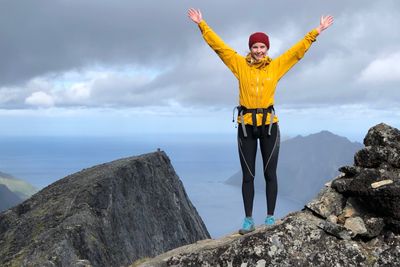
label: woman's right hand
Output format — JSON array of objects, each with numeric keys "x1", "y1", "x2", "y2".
[{"x1": 188, "y1": 8, "x2": 202, "y2": 24}]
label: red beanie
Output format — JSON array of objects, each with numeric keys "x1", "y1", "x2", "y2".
[{"x1": 248, "y1": 32, "x2": 270, "y2": 49}]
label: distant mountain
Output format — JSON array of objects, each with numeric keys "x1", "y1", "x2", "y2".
[
  {"x1": 0, "y1": 184, "x2": 22, "y2": 212},
  {"x1": 0, "y1": 172, "x2": 38, "y2": 200},
  {"x1": 226, "y1": 131, "x2": 363, "y2": 203},
  {"x1": 0, "y1": 171, "x2": 14, "y2": 179}
]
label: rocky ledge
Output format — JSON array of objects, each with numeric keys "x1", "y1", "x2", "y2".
[
  {"x1": 0, "y1": 151, "x2": 210, "y2": 267},
  {"x1": 136, "y1": 123, "x2": 400, "y2": 267}
]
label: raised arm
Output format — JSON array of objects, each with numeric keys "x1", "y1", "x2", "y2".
[
  {"x1": 273, "y1": 15, "x2": 334, "y2": 80},
  {"x1": 187, "y1": 8, "x2": 241, "y2": 77}
]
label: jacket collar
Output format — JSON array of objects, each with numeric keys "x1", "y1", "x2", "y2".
[{"x1": 245, "y1": 53, "x2": 272, "y2": 69}]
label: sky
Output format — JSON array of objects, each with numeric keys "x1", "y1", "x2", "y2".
[{"x1": 1, "y1": 0, "x2": 399, "y2": 141}]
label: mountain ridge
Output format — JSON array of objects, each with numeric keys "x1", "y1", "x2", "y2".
[{"x1": 0, "y1": 151, "x2": 210, "y2": 267}]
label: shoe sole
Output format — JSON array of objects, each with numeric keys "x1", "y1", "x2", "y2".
[{"x1": 238, "y1": 227, "x2": 255, "y2": 235}]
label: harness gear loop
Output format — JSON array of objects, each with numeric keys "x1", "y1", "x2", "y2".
[{"x1": 240, "y1": 110, "x2": 248, "y2": 137}]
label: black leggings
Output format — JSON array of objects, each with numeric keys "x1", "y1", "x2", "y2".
[{"x1": 237, "y1": 123, "x2": 280, "y2": 217}]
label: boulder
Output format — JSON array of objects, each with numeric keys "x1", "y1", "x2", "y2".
[
  {"x1": 306, "y1": 187, "x2": 346, "y2": 218},
  {"x1": 332, "y1": 124, "x2": 400, "y2": 222},
  {"x1": 363, "y1": 123, "x2": 400, "y2": 147},
  {"x1": 344, "y1": 216, "x2": 367, "y2": 236}
]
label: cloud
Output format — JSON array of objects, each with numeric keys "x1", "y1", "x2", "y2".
[
  {"x1": 358, "y1": 52, "x2": 400, "y2": 83},
  {"x1": 0, "y1": 0, "x2": 380, "y2": 85},
  {"x1": 0, "y1": 0, "x2": 399, "y2": 112},
  {"x1": 64, "y1": 83, "x2": 91, "y2": 102},
  {"x1": 0, "y1": 87, "x2": 20, "y2": 105},
  {"x1": 25, "y1": 91, "x2": 55, "y2": 107}
]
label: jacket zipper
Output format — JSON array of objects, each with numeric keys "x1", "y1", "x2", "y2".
[
  {"x1": 256, "y1": 72, "x2": 259, "y2": 125},
  {"x1": 256, "y1": 72, "x2": 259, "y2": 107}
]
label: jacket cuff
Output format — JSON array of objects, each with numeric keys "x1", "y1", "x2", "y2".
[
  {"x1": 198, "y1": 20, "x2": 207, "y2": 31},
  {"x1": 310, "y1": 29, "x2": 320, "y2": 39}
]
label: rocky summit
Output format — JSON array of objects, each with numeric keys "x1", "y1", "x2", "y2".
[
  {"x1": 0, "y1": 151, "x2": 210, "y2": 267},
  {"x1": 137, "y1": 123, "x2": 400, "y2": 267},
  {"x1": 332, "y1": 123, "x2": 400, "y2": 231}
]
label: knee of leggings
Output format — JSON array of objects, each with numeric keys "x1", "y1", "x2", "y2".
[
  {"x1": 242, "y1": 174, "x2": 254, "y2": 184},
  {"x1": 263, "y1": 171, "x2": 277, "y2": 183}
]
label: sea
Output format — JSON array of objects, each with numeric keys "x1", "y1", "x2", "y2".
[{"x1": 0, "y1": 134, "x2": 303, "y2": 238}]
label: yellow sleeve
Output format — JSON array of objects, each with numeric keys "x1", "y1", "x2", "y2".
[
  {"x1": 272, "y1": 29, "x2": 319, "y2": 81},
  {"x1": 198, "y1": 20, "x2": 242, "y2": 78}
]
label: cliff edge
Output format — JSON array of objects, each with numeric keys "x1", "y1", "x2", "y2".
[{"x1": 0, "y1": 151, "x2": 210, "y2": 267}]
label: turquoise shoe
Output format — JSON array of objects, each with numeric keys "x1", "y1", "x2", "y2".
[
  {"x1": 265, "y1": 215, "x2": 275, "y2": 225},
  {"x1": 239, "y1": 217, "x2": 255, "y2": 235}
]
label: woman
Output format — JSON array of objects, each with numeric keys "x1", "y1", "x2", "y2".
[{"x1": 188, "y1": 8, "x2": 333, "y2": 234}]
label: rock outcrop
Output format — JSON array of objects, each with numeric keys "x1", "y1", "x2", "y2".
[
  {"x1": 332, "y1": 123, "x2": 400, "y2": 232},
  {"x1": 0, "y1": 151, "x2": 210, "y2": 267},
  {"x1": 136, "y1": 123, "x2": 400, "y2": 267}
]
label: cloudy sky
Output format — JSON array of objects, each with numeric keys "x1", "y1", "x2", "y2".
[{"x1": 1, "y1": 0, "x2": 399, "y2": 140}]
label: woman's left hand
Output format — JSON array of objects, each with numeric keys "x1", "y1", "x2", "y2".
[{"x1": 316, "y1": 15, "x2": 334, "y2": 34}]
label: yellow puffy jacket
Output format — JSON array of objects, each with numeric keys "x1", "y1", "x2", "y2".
[{"x1": 198, "y1": 20, "x2": 319, "y2": 126}]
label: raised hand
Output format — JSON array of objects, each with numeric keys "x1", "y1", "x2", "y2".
[
  {"x1": 188, "y1": 8, "x2": 202, "y2": 24},
  {"x1": 316, "y1": 15, "x2": 334, "y2": 34}
]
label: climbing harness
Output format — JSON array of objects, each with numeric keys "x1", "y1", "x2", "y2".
[{"x1": 232, "y1": 105, "x2": 275, "y2": 137}]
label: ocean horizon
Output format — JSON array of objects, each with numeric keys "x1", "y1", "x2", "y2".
[{"x1": 1, "y1": 134, "x2": 317, "y2": 237}]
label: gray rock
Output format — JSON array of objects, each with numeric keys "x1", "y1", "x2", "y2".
[
  {"x1": 387, "y1": 146, "x2": 400, "y2": 168},
  {"x1": 332, "y1": 160, "x2": 400, "y2": 222},
  {"x1": 331, "y1": 168, "x2": 380, "y2": 195},
  {"x1": 361, "y1": 123, "x2": 400, "y2": 169},
  {"x1": 354, "y1": 146, "x2": 388, "y2": 168},
  {"x1": 338, "y1": 165, "x2": 362, "y2": 177},
  {"x1": 353, "y1": 145, "x2": 400, "y2": 169},
  {"x1": 361, "y1": 216, "x2": 385, "y2": 239},
  {"x1": 344, "y1": 216, "x2": 367, "y2": 236},
  {"x1": 341, "y1": 197, "x2": 370, "y2": 217},
  {"x1": 341, "y1": 198, "x2": 358, "y2": 219},
  {"x1": 375, "y1": 233, "x2": 400, "y2": 266},
  {"x1": 363, "y1": 123, "x2": 400, "y2": 147},
  {"x1": 306, "y1": 187, "x2": 346, "y2": 218},
  {"x1": 136, "y1": 211, "x2": 400, "y2": 267},
  {"x1": 318, "y1": 220, "x2": 353, "y2": 240},
  {"x1": 0, "y1": 151, "x2": 210, "y2": 267},
  {"x1": 327, "y1": 215, "x2": 338, "y2": 224}
]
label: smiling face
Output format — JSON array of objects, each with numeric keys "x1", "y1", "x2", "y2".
[{"x1": 250, "y1": 42, "x2": 268, "y2": 61}]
